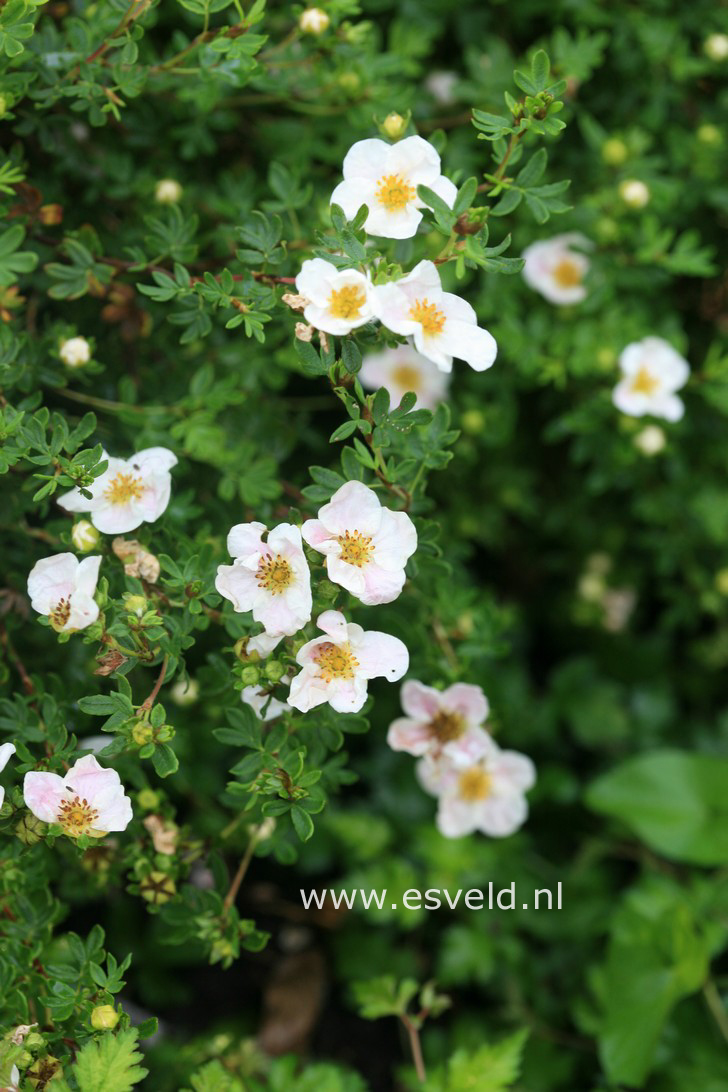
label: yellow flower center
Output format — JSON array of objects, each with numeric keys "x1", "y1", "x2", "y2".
[
  {"x1": 328, "y1": 284, "x2": 367, "y2": 320},
  {"x1": 630, "y1": 365, "x2": 660, "y2": 396},
  {"x1": 375, "y1": 173, "x2": 417, "y2": 212},
  {"x1": 337, "y1": 530, "x2": 374, "y2": 568},
  {"x1": 392, "y1": 364, "x2": 422, "y2": 392},
  {"x1": 314, "y1": 641, "x2": 359, "y2": 683},
  {"x1": 429, "y1": 710, "x2": 465, "y2": 744},
  {"x1": 49, "y1": 597, "x2": 71, "y2": 631},
  {"x1": 58, "y1": 794, "x2": 100, "y2": 837},
  {"x1": 409, "y1": 298, "x2": 446, "y2": 337},
  {"x1": 104, "y1": 471, "x2": 144, "y2": 505},
  {"x1": 458, "y1": 766, "x2": 492, "y2": 802},
  {"x1": 256, "y1": 555, "x2": 293, "y2": 594},
  {"x1": 552, "y1": 257, "x2": 583, "y2": 288}
]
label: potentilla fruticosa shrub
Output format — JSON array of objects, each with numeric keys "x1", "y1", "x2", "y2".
[{"x1": 1, "y1": 1, "x2": 728, "y2": 1089}]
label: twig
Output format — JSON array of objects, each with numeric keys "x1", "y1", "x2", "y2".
[
  {"x1": 0, "y1": 623, "x2": 35, "y2": 696},
  {"x1": 703, "y1": 979, "x2": 728, "y2": 1045},
  {"x1": 401, "y1": 1015, "x2": 427, "y2": 1083},
  {"x1": 222, "y1": 825, "x2": 263, "y2": 914},
  {"x1": 139, "y1": 655, "x2": 168, "y2": 712}
]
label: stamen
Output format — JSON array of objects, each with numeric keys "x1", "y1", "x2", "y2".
[
  {"x1": 409, "y1": 298, "x2": 446, "y2": 337},
  {"x1": 392, "y1": 364, "x2": 422, "y2": 392},
  {"x1": 458, "y1": 766, "x2": 492, "y2": 802},
  {"x1": 429, "y1": 710, "x2": 465, "y2": 744},
  {"x1": 313, "y1": 641, "x2": 359, "y2": 683},
  {"x1": 256, "y1": 554, "x2": 293, "y2": 594},
  {"x1": 49, "y1": 598, "x2": 71, "y2": 631},
  {"x1": 104, "y1": 471, "x2": 144, "y2": 505},
  {"x1": 375, "y1": 173, "x2": 417, "y2": 212},
  {"x1": 630, "y1": 365, "x2": 660, "y2": 396},
  {"x1": 337, "y1": 530, "x2": 373, "y2": 568},
  {"x1": 328, "y1": 284, "x2": 367, "y2": 320},
  {"x1": 552, "y1": 258, "x2": 582, "y2": 288},
  {"x1": 58, "y1": 794, "x2": 100, "y2": 837}
]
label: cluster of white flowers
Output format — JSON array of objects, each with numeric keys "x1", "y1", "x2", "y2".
[
  {"x1": 294, "y1": 135, "x2": 498, "y2": 378},
  {"x1": 388, "y1": 681, "x2": 535, "y2": 838}
]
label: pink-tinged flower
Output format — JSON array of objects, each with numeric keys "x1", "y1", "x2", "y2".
[
  {"x1": 215, "y1": 522, "x2": 312, "y2": 637},
  {"x1": 242, "y1": 686, "x2": 288, "y2": 721},
  {"x1": 0, "y1": 742, "x2": 16, "y2": 809},
  {"x1": 295, "y1": 259, "x2": 374, "y2": 335},
  {"x1": 27, "y1": 553, "x2": 101, "y2": 632},
  {"x1": 58, "y1": 447, "x2": 177, "y2": 534},
  {"x1": 359, "y1": 345, "x2": 450, "y2": 410},
  {"x1": 417, "y1": 735, "x2": 535, "y2": 839},
  {"x1": 247, "y1": 632, "x2": 283, "y2": 658},
  {"x1": 387, "y1": 680, "x2": 490, "y2": 758},
  {"x1": 371, "y1": 260, "x2": 497, "y2": 373},
  {"x1": 612, "y1": 336, "x2": 689, "y2": 422},
  {"x1": 302, "y1": 481, "x2": 417, "y2": 606},
  {"x1": 330, "y1": 135, "x2": 457, "y2": 239},
  {"x1": 521, "y1": 233, "x2": 591, "y2": 305},
  {"x1": 288, "y1": 609, "x2": 409, "y2": 714},
  {"x1": 23, "y1": 754, "x2": 133, "y2": 838}
]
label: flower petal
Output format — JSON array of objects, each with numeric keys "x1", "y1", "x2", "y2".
[{"x1": 23, "y1": 771, "x2": 65, "y2": 823}]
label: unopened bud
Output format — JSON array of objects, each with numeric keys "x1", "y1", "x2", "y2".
[
  {"x1": 461, "y1": 409, "x2": 485, "y2": 435},
  {"x1": 71, "y1": 519, "x2": 101, "y2": 553},
  {"x1": 381, "y1": 112, "x2": 408, "y2": 140},
  {"x1": 132, "y1": 720, "x2": 154, "y2": 746},
  {"x1": 264, "y1": 660, "x2": 286, "y2": 683},
  {"x1": 634, "y1": 425, "x2": 666, "y2": 456},
  {"x1": 140, "y1": 870, "x2": 177, "y2": 904},
  {"x1": 138, "y1": 788, "x2": 161, "y2": 810},
  {"x1": 697, "y1": 123, "x2": 722, "y2": 145},
  {"x1": 299, "y1": 7, "x2": 329, "y2": 34},
  {"x1": 715, "y1": 569, "x2": 728, "y2": 596},
  {"x1": 16, "y1": 814, "x2": 46, "y2": 845},
  {"x1": 124, "y1": 594, "x2": 148, "y2": 618},
  {"x1": 618, "y1": 179, "x2": 650, "y2": 208},
  {"x1": 155, "y1": 178, "x2": 183, "y2": 204},
  {"x1": 601, "y1": 137, "x2": 628, "y2": 165},
  {"x1": 91, "y1": 1005, "x2": 119, "y2": 1030},
  {"x1": 704, "y1": 33, "x2": 728, "y2": 61},
  {"x1": 60, "y1": 336, "x2": 91, "y2": 368},
  {"x1": 241, "y1": 665, "x2": 261, "y2": 686}
]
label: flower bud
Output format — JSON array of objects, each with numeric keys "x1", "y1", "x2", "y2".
[
  {"x1": 601, "y1": 137, "x2": 628, "y2": 165},
  {"x1": 132, "y1": 720, "x2": 154, "y2": 746},
  {"x1": 0, "y1": 94, "x2": 9, "y2": 118},
  {"x1": 299, "y1": 7, "x2": 329, "y2": 34},
  {"x1": 697, "y1": 123, "x2": 722, "y2": 146},
  {"x1": 170, "y1": 677, "x2": 200, "y2": 706},
  {"x1": 704, "y1": 33, "x2": 728, "y2": 61},
  {"x1": 71, "y1": 519, "x2": 101, "y2": 553},
  {"x1": 381, "y1": 112, "x2": 408, "y2": 140},
  {"x1": 91, "y1": 1005, "x2": 119, "y2": 1030},
  {"x1": 16, "y1": 814, "x2": 46, "y2": 845},
  {"x1": 633, "y1": 425, "x2": 666, "y2": 456},
  {"x1": 140, "y1": 870, "x2": 177, "y2": 904},
  {"x1": 138, "y1": 788, "x2": 161, "y2": 810},
  {"x1": 28, "y1": 1056, "x2": 62, "y2": 1087},
  {"x1": 241, "y1": 665, "x2": 261, "y2": 686},
  {"x1": 264, "y1": 660, "x2": 286, "y2": 683},
  {"x1": 618, "y1": 179, "x2": 650, "y2": 208},
  {"x1": 124, "y1": 594, "x2": 148, "y2": 618},
  {"x1": 155, "y1": 178, "x2": 183, "y2": 204},
  {"x1": 59, "y1": 336, "x2": 91, "y2": 368},
  {"x1": 596, "y1": 347, "x2": 617, "y2": 369},
  {"x1": 461, "y1": 409, "x2": 485, "y2": 435},
  {"x1": 337, "y1": 71, "x2": 361, "y2": 92}
]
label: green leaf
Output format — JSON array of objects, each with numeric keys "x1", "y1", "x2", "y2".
[
  {"x1": 152, "y1": 743, "x2": 179, "y2": 779},
  {"x1": 291, "y1": 805, "x2": 314, "y2": 842},
  {"x1": 71, "y1": 1029, "x2": 147, "y2": 1092},
  {"x1": 530, "y1": 49, "x2": 550, "y2": 91}
]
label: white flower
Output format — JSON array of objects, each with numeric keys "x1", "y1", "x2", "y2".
[
  {"x1": 8, "y1": 1065, "x2": 20, "y2": 1092},
  {"x1": 330, "y1": 135, "x2": 457, "y2": 239},
  {"x1": 295, "y1": 258, "x2": 374, "y2": 336},
  {"x1": 60, "y1": 336, "x2": 91, "y2": 368},
  {"x1": 23, "y1": 754, "x2": 133, "y2": 838},
  {"x1": 287, "y1": 609, "x2": 409, "y2": 714},
  {"x1": 521, "y1": 233, "x2": 591, "y2": 305},
  {"x1": 371, "y1": 260, "x2": 497, "y2": 373},
  {"x1": 634, "y1": 424, "x2": 666, "y2": 456},
  {"x1": 618, "y1": 179, "x2": 650, "y2": 208},
  {"x1": 388, "y1": 680, "x2": 491, "y2": 758},
  {"x1": 299, "y1": 7, "x2": 329, "y2": 33},
  {"x1": 612, "y1": 337, "x2": 689, "y2": 422},
  {"x1": 0, "y1": 742, "x2": 15, "y2": 809},
  {"x1": 704, "y1": 33, "x2": 728, "y2": 61},
  {"x1": 417, "y1": 734, "x2": 535, "y2": 838},
  {"x1": 242, "y1": 685, "x2": 288, "y2": 721},
  {"x1": 155, "y1": 178, "x2": 183, "y2": 204},
  {"x1": 58, "y1": 447, "x2": 177, "y2": 534},
  {"x1": 247, "y1": 631, "x2": 283, "y2": 659},
  {"x1": 215, "y1": 522, "x2": 312, "y2": 637},
  {"x1": 71, "y1": 519, "x2": 101, "y2": 553},
  {"x1": 302, "y1": 481, "x2": 417, "y2": 606},
  {"x1": 425, "y1": 71, "x2": 458, "y2": 106},
  {"x1": 359, "y1": 344, "x2": 449, "y2": 410},
  {"x1": 170, "y1": 677, "x2": 200, "y2": 706},
  {"x1": 27, "y1": 553, "x2": 101, "y2": 632}
]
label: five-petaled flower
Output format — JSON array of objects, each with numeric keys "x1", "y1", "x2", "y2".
[
  {"x1": 302, "y1": 481, "x2": 417, "y2": 606},
  {"x1": 387, "y1": 680, "x2": 491, "y2": 758},
  {"x1": 216, "y1": 522, "x2": 312, "y2": 637},
  {"x1": 331, "y1": 135, "x2": 457, "y2": 239},
  {"x1": 417, "y1": 733, "x2": 536, "y2": 839},
  {"x1": 295, "y1": 258, "x2": 374, "y2": 336},
  {"x1": 242, "y1": 685, "x2": 288, "y2": 721},
  {"x1": 359, "y1": 344, "x2": 450, "y2": 410},
  {"x1": 58, "y1": 447, "x2": 177, "y2": 534},
  {"x1": 612, "y1": 336, "x2": 689, "y2": 422},
  {"x1": 287, "y1": 609, "x2": 409, "y2": 713},
  {"x1": 27, "y1": 553, "x2": 101, "y2": 632},
  {"x1": 521, "y1": 232, "x2": 591, "y2": 305},
  {"x1": 23, "y1": 754, "x2": 133, "y2": 838},
  {"x1": 371, "y1": 260, "x2": 497, "y2": 373},
  {"x1": 0, "y1": 742, "x2": 15, "y2": 809}
]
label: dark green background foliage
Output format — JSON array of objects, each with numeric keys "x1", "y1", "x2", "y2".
[{"x1": 1, "y1": 0, "x2": 728, "y2": 1089}]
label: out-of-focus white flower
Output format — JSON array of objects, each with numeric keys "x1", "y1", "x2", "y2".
[
  {"x1": 215, "y1": 522, "x2": 312, "y2": 637},
  {"x1": 302, "y1": 481, "x2": 417, "y2": 605},
  {"x1": 612, "y1": 337, "x2": 689, "y2": 422},
  {"x1": 8, "y1": 1065, "x2": 20, "y2": 1092},
  {"x1": 387, "y1": 680, "x2": 490, "y2": 758},
  {"x1": 27, "y1": 553, "x2": 101, "y2": 632},
  {"x1": 634, "y1": 424, "x2": 667, "y2": 456},
  {"x1": 330, "y1": 135, "x2": 457, "y2": 239},
  {"x1": 155, "y1": 178, "x2": 183, "y2": 204},
  {"x1": 521, "y1": 233, "x2": 591, "y2": 305},
  {"x1": 0, "y1": 742, "x2": 16, "y2": 809},
  {"x1": 417, "y1": 734, "x2": 535, "y2": 839},
  {"x1": 58, "y1": 448, "x2": 177, "y2": 534},
  {"x1": 242, "y1": 685, "x2": 288, "y2": 721},
  {"x1": 602, "y1": 588, "x2": 636, "y2": 633},
  {"x1": 170, "y1": 677, "x2": 200, "y2": 706},
  {"x1": 704, "y1": 33, "x2": 728, "y2": 61},
  {"x1": 425, "y1": 71, "x2": 458, "y2": 105},
  {"x1": 287, "y1": 609, "x2": 408, "y2": 714},
  {"x1": 299, "y1": 7, "x2": 329, "y2": 34},
  {"x1": 295, "y1": 259, "x2": 374, "y2": 335},
  {"x1": 618, "y1": 179, "x2": 650, "y2": 208},
  {"x1": 371, "y1": 260, "x2": 497, "y2": 373},
  {"x1": 24, "y1": 754, "x2": 133, "y2": 838},
  {"x1": 60, "y1": 336, "x2": 91, "y2": 368},
  {"x1": 70, "y1": 519, "x2": 101, "y2": 553},
  {"x1": 359, "y1": 344, "x2": 449, "y2": 409}
]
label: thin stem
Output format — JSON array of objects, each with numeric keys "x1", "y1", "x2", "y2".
[
  {"x1": 139, "y1": 655, "x2": 169, "y2": 713},
  {"x1": 52, "y1": 386, "x2": 182, "y2": 417},
  {"x1": 477, "y1": 130, "x2": 522, "y2": 194},
  {"x1": 703, "y1": 979, "x2": 728, "y2": 1045},
  {"x1": 1, "y1": 623, "x2": 36, "y2": 696},
  {"x1": 401, "y1": 1016, "x2": 426, "y2": 1083},
  {"x1": 223, "y1": 825, "x2": 262, "y2": 914}
]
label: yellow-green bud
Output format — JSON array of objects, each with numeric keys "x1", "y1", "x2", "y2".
[
  {"x1": 132, "y1": 720, "x2": 154, "y2": 745},
  {"x1": 71, "y1": 519, "x2": 101, "y2": 553},
  {"x1": 124, "y1": 594, "x2": 148, "y2": 618},
  {"x1": 697, "y1": 123, "x2": 722, "y2": 145},
  {"x1": 16, "y1": 814, "x2": 46, "y2": 845},
  {"x1": 299, "y1": 7, "x2": 330, "y2": 34},
  {"x1": 461, "y1": 409, "x2": 485, "y2": 435},
  {"x1": 155, "y1": 178, "x2": 183, "y2": 204},
  {"x1": 601, "y1": 137, "x2": 628, "y2": 165},
  {"x1": 138, "y1": 788, "x2": 161, "y2": 810},
  {"x1": 264, "y1": 660, "x2": 286, "y2": 683},
  {"x1": 381, "y1": 112, "x2": 408, "y2": 140},
  {"x1": 338, "y1": 71, "x2": 361, "y2": 92},
  {"x1": 618, "y1": 179, "x2": 650, "y2": 208},
  {"x1": 234, "y1": 637, "x2": 259, "y2": 663},
  {"x1": 241, "y1": 665, "x2": 260, "y2": 686},
  {"x1": 140, "y1": 870, "x2": 177, "y2": 904},
  {"x1": 715, "y1": 569, "x2": 728, "y2": 596},
  {"x1": 91, "y1": 1005, "x2": 119, "y2": 1030},
  {"x1": 596, "y1": 347, "x2": 617, "y2": 369},
  {"x1": 704, "y1": 33, "x2": 728, "y2": 61}
]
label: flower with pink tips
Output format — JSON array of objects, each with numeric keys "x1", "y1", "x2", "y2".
[
  {"x1": 23, "y1": 755, "x2": 133, "y2": 839},
  {"x1": 387, "y1": 680, "x2": 491, "y2": 758}
]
